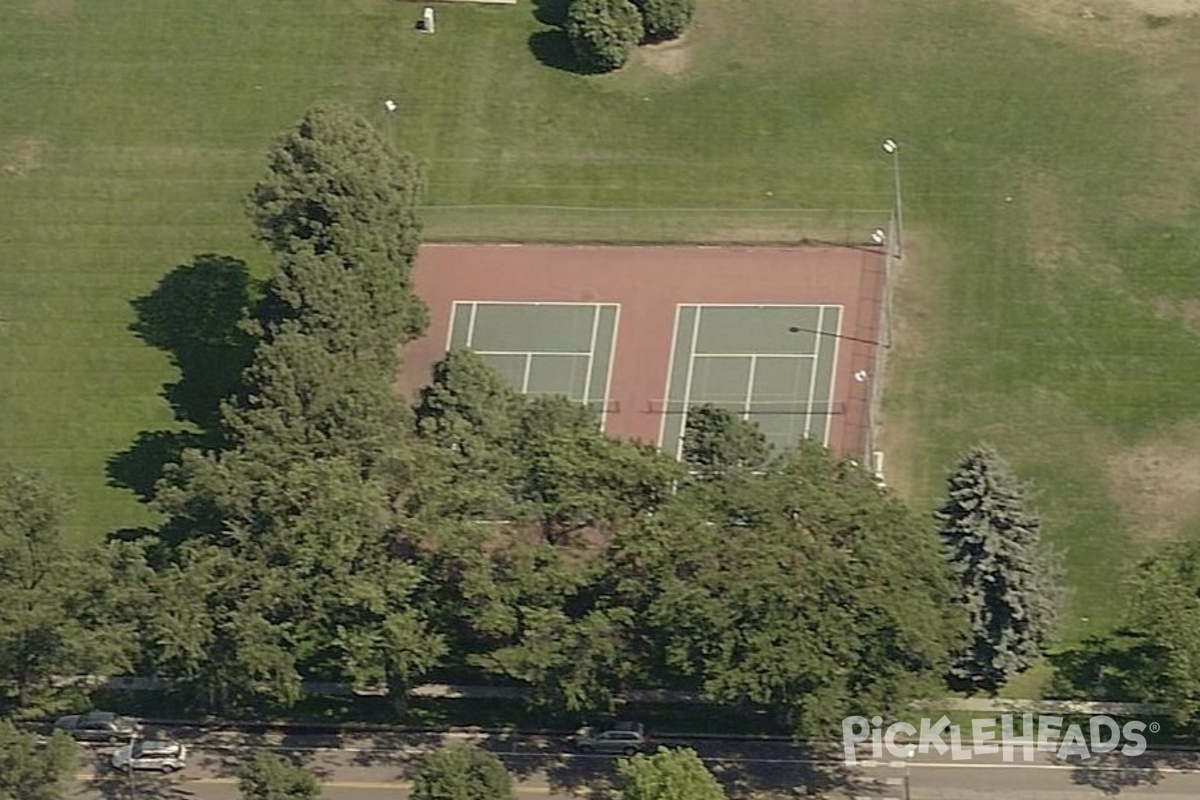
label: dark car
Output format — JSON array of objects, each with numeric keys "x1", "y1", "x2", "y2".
[
  {"x1": 53, "y1": 711, "x2": 140, "y2": 743},
  {"x1": 574, "y1": 721, "x2": 649, "y2": 756}
]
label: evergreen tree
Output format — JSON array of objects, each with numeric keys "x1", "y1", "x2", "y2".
[{"x1": 937, "y1": 445, "x2": 1064, "y2": 692}]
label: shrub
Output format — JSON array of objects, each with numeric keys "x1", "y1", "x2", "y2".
[
  {"x1": 633, "y1": 0, "x2": 694, "y2": 42},
  {"x1": 565, "y1": 0, "x2": 644, "y2": 72}
]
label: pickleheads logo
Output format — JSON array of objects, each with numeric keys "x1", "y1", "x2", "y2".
[{"x1": 841, "y1": 714, "x2": 1155, "y2": 764}]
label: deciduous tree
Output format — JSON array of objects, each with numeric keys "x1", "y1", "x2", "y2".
[
  {"x1": 681, "y1": 404, "x2": 770, "y2": 481},
  {"x1": 0, "y1": 466, "x2": 136, "y2": 715},
  {"x1": 410, "y1": 744, "x2": 515, "y2": 800},
  {"x1": 938, "y1": 445, "x2": 1065, "y2": 693},
  {"x1": 631, "y1": 0, "x2": 694, "y2": 42},
  {"x1": 565, "y1": 0, "x2": 644, "y2": 72},
  {"x1": 238, "y1": 753, "x2": 321, "y2": 800},
  {"x1": 611, "y1": 747, "x2": 726, "y2": 800},
  {"x1": 0, "y1": 723, "x2": 76, "y2": 800}
]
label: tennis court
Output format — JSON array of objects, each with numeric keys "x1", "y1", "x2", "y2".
[
  {"x1": 446, "y1": 301, "x2": 620, "y2": 426},
  {"x1": 658, "y1": 304, "x2": 843, "y2": 457}
]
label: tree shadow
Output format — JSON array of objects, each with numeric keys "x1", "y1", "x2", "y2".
[
  {"x1": 128, "y1": 254, "x2": 258, "y2": 432},
  {"x1": 107, "y1": 254, "x2": 258, "y2": 502},
  {"x1": 531, "y1": 0, "x2": 568, "y2": 27},
  {"x1": 1065, "y1": 748, "x2": 1200, "y2": 795}
]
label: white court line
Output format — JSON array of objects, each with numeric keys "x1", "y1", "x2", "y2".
[
  {"x1": 676, "y1": 307, "x2": 704, "y2": 460},
  {"x1": 823, "y1": 305, "x2": 844, "y2": 448},
  {"x1": 474, "y1": 350, "x2": 591, "y2": 358},
  {"x1": 657, "y1": 305, "x2": 685, "y2": 448},
  {"x1": 520, "y1": 353, "x2": 533, "y2": 394},
  {"x1": 600, "y1": 306, "x2": 621, "y2": 432},
  {"x1": 466, "y1": 302, "x2": 479, "y2": 348},
  {"x1": 458, "y1": 300, "x2": 617, "y2": 307},
  {"x1": 582, "y1": 305, "x2": 600, "y2": 406},
  {"x1": 693, "y1": 352, "x2": 818, "y2": 360},
  {"x1": 803, "y1": 305, "x2": 826, "y2": 439},
  {"x1": 742, "y1": 355, "x2": 758, "y2": 420},
  {"x1": 674, "y1": 302, "x2": 827, "y2": 309}
]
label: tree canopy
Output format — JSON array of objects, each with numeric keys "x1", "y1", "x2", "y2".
[
  {"x1": 0, "y1": 723, "x2": 76, "y2": 800},
  {"x1": 238, "y1": 753, "x2": 322, "y2": 800},
  {"x1": 631, "y1": 0, "x2": 695, "y2": 42},
  {"x1": 611, "y1": 747, "x2": 727, "y2": 800},
  {"x1": 565, "y1": 0, "x2": 644, "y2": 72},
  {"x1": 938, "y1": 445, "x2": 1064, "y2": 693},
  {"x1": 410, "y1": 744, "x2": 515, "y2": 800}
]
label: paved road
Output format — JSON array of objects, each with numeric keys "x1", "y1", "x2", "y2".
[{"x1": 66, "y1": 729, "x2": 1200, "y2": 800}]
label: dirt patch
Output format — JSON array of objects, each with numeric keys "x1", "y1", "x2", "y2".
[
  {"x1": 1108, "y1": 422, "x2": 1200, "y2": 540},
  {"x1": 2, "y1": 137, "x2": 44, "y2": 178},
  {"x1": 1148, "y1": 296, "x2": 1200, "y2": 334},
  {"x1": 30, "y1": 0, "x2": 74, "y2": 20},
  {"x1": 1127, "y1": 0, "x2": 1200, "y2": 14},
  {"x1": 638, "y1": 35, "x2": 691, "y2": 76},
  {"x1": 1019, "y1": 173, "x2": 1087, "y2": 273}
]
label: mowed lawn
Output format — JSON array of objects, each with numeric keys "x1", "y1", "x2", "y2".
[{"x1": 3, "y1": 0, "x2": 1200, "y2": 646}]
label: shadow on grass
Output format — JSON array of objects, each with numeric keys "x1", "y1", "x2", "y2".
[
  {"x1": 106, "y1": 254, "x2": 258, "y2": 503},
  {"x1": 531, "y1": 0, "x2": 568, "y2": 27}
]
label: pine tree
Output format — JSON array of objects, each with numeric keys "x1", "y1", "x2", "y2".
[{"x1": 937, "y1": 445, "x2": 1064, "y2": 692}]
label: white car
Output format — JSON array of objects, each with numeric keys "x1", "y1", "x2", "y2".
[{"x1": 111, "y1": 739, "x2": 188, "y2": 773}]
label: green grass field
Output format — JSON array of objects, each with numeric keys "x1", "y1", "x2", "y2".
[{"x1": 3, "y1": 0, "x2": 1200, "y2": 659}]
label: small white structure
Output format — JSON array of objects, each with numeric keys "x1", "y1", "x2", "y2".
[
  {"x1": 384, "y1": 99, "x2": 397, "y2": 113},
  {"x1": 422, "y1": 6, "x2": 436, "y2": 33}
]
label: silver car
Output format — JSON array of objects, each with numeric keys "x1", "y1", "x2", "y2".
[
  {"x1": 574, "y1": 721, "x2": 648, "y2": 755},
  {"x1": 111, "y1": 739, "x2": 188, "y2": 773}
]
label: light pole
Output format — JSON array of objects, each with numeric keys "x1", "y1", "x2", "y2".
[{"x1": 881, "y1": 138, "x2": 903, "y2": 261}]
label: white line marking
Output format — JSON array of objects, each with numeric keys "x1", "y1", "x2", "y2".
[
  {"x1": 803, "y1": 305, "x2": 825, "y2": 439},
  {"x1": 582, "y1": 304, "x2": 600, "y2": 406},
  {"x1": 742, "y1": 354, "x2": 758, "y2": 420},
  {"x1": 521, "y1": 353, "x2": 533, "y2": 394},
  {"x1": 823, "y1": 304, "x2": 843, "y2": 448},
  {"x1": 690, "y1": 352, "x2": 818, "y2": 360},
  {"x1": 677, "y1": 306, "x2": 703, "y2": 460},
  {"x1": 458, "y1": 300, "x2": 619, "y2": 307},
  {"x1": 445, "y1": 301, "x2": 465, "y2": 350},
  {"x1": 473, "y1": 350, "x2": 591, "y2": 358},
  {"x1": 466, "y1": 302, "x2": 479, "y2": 348},
  {"x1": 600, "y1": 305, "x2": 621, "y2": 432},
  {"x1": 658, "y1": 305, "x2": 685, "y2": 449},
  {"x1": 888, "y1": 761, "x2": 910, "y2": 769}
]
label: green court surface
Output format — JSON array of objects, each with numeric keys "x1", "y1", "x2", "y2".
[
  {"x1": 448, "y1": 302, "x2": 619, "y2": 424},
  {"x1": 659, "y1": 304, "x2": 843, "y2": 457}
]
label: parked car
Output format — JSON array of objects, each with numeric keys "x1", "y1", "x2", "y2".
[
  {"x1": 52, "y1": 711, "x2": 140, "y2": 743},
  {"x1": 111, "y1": 739, "x2": 188, "y2": 773},
  {"x1": 574, "y1": 721, "x2": 649, "y2": 755}
]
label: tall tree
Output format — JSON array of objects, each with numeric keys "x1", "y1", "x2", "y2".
[
  {"x1": 611, "y1": 747, "x2": 727, "y2": 800},
  {"x1": 0, "y1": 466, "x2": 135, "y2": 714},
  {"x1": 238, "y1": 753, "x2": 322, "y2": 800},
  {"x1": 0, "y1": 723, "x2": 77, "y2": 800},
  {"x1": 410, "y1": 744, "x2": 515, "y2": 800},
  {"x1": 1119, "y1": 539, "x2": 1200, "y2": 724},
  {"x1": 248, "y1": 102, "x2": 427, "y2": 346},
  {"x1": 601, "y1": 440, "x2": 963, "y2": 736},
  {"x1": 937, "y1": 445, "x2": 1064, "y2": 693},
  {"x1": 148, "y1": 453, "x2": 445, "y2": 711}
]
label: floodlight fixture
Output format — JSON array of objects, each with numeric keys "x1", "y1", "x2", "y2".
[
  {"x1": 384, "y1": 99, "x2": 398, "y2": 113},
  {"x1": 870, "y1": 229, "x2": 886, "y2": 245},
  {"x1": 881, "y1": 138, "x2": 897, "y2": 154}
]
